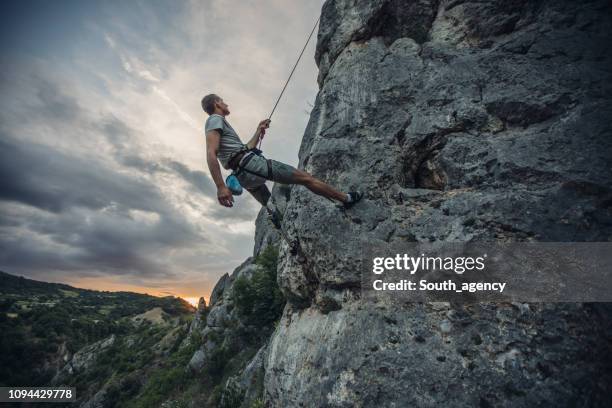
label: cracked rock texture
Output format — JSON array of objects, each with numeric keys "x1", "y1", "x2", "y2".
[
  {"x1": 193, "y1": 0, "x2": 612, "y2": 406},
  {"x1": 260, "y1": 0, "x2": 612, "y2": 406}
]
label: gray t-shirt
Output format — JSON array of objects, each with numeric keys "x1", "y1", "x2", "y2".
[{"x1": 205, "y1": 114, "x2": 246, "y2": 169}]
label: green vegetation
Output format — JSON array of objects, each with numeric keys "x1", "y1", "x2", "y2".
[
  {"x1": 232, "y1": 245, "x2": 285, "y2": 331},
  {"x1": 90, "y1": 325, "x2": 203, "y2": 408},
  {"x1": 250, "y1": 398, "x2": 265, "y2": 408},
  {"x1": 0, "y1": 270, "x2": 195, "y2": 391}
]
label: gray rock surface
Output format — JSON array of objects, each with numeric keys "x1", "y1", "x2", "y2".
[
  {"x1": 79, "y1": 387, "x2": 107, "y2": 408},
  {"x1": 238, "y1": 344, "x2": 266, "y2": 401},
  {"x1": 52, "y1": 334, "x2": 116, "y2": 384},
  {"x1": 188, "y1": 349, "x2": 207, "y2": 373},
  {"x1": 222, "y1": 344, "x2": 267, "y2": 407},
  {"x1": 186, "y1": 297, "x2": 208, "y2": 338},
  {"x1": 209, "y1": 273, "x2": 230, "y2": 307},
  {"x1": 266, "y1": 301, "x2": 611, "y2": 407},
  {"x1": 259, "y1": 0, "x2": 612, "y2": 406}
]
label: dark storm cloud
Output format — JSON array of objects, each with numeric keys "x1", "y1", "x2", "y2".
[
  {"x1": 0, "y1": 199, "x2": 207, "y2": 281},
  {"x1": 35, "y1": 76, "x2": 83, "y2": 120},
  {"x1": 0, "y1": 135, "x2": 165, "y2": 213},
  {"x1": 118, "y1": 154, "x2": 216, "y2": 197},
  {"x1": 0, "y1": 207, "x2": 189, "y2": 278},
  {"x1": 0, "y1": 234, "x2": 81, "y2": 273},
  {"x1": 167, "y1": 160, "x2": 216, "y2": 196},
  {"x1": 0, "y1": 203, "x2": 206, "y2": 278},
  {"x1": 98, "y1": 114, "x2": 133, "y2": 149},
  {"x1": 119, "y1": 154, "x2": 164, "y2": 173}
]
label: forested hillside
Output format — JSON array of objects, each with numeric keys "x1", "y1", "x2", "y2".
[{"x1": 0, "y1": 271, "x2": 196, "y2": 406}]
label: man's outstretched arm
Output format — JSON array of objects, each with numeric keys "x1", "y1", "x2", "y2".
[{"x1": 206, "y1": 130, "x2": 234, "y2": 207}]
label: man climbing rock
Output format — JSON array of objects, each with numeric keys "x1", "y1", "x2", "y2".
[{"x1": 202, "y1": 94, "x2": 362, "y2": 228}]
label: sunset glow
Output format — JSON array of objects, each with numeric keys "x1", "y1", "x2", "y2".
[{"x1": 183, "y1": 297, "x2": 202, "y2": 308}]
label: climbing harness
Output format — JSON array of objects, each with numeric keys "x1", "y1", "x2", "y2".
[{"x1": 228, "y1": 148, "x2": 273, "y2": 180}]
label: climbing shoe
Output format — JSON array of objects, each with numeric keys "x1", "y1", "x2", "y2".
[{"x1": 340, "y1": 191, "x2": 363, "y2": 209}]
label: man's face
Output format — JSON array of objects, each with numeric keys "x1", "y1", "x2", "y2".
[{"x1": 216, "y1": 98, "x2": 230, "y2": 115}]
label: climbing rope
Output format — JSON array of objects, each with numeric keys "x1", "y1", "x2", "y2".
[{"x1": 258, "y1": 15, "x2": 321, "y2": 149}]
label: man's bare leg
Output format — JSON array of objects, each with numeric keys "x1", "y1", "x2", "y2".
[{"x1": 291, "y1": 169, "x2": 348, "y2": 203}]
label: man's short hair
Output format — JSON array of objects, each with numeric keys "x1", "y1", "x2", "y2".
[{"x1": 201, "y1": 94, "x2": 221, "y2": 115}]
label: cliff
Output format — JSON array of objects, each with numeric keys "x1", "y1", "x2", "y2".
[{"x1": 189, "y1": 0, "x2": 612, "y2": 406}]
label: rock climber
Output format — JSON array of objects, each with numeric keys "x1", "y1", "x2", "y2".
[{"x1": 202, "y1": 94, "x2": 362, "y2": 227}]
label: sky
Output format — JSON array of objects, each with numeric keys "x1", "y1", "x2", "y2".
[{"x1": 0, "y1": 0, "x2": 325, "y2": 304}]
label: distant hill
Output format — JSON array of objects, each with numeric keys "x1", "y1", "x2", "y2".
[
  {"x1": 0, "y1": 270, "x2": 195, "y2": 320},
  {"x1": 0, "y1": 270, "x2": 198, "y2": 406},
  {"x1": 0, "y1": 270, "x2": 80, "y2": 294}
]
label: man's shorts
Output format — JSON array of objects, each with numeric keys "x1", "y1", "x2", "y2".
[{"x1": 235, "y1": 152, "x2": 297, "y2": 189}]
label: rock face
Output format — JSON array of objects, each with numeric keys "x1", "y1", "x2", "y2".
[
  {"x1": 186, "y1": 297, "x2": 208, "y2": 338},
  {"x1": 194, "y1": 0, "x2": 612, "y2": 406},
  {"x1": 52, "y1": 335, "x2": 116, "y2": 384},
  {"x1": 258, "y1": 0, "x2": 612, "y2": 406}
]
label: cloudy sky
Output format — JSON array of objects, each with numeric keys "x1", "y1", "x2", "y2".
[{"x1": 0, "y1": 0, "x2": 325, "y2": 303}]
